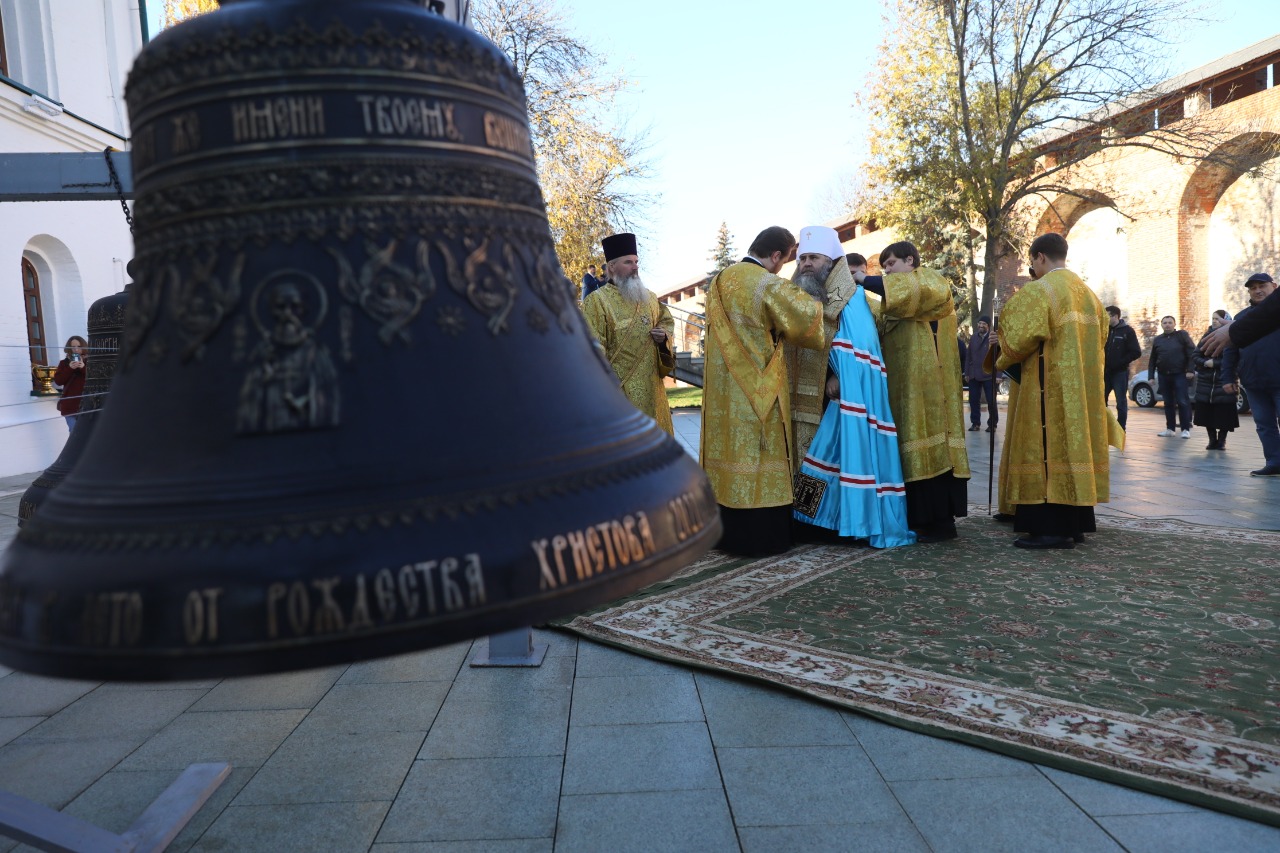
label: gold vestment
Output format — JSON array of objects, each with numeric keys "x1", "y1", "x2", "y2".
[
  {"x1": 879, "y1": 268, "x2": 970, "y2": 483},
  {"x1": 701, "y1": 261, "x2": 825, "y2": 508},
  {"x1": 583, "y1": 283, "x2": 676, "y2": 435},
  {"x1": 995, "y1": 268, "x2": 1122, "y2": 509}
]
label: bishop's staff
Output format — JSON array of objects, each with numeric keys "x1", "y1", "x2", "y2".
[{"x1": 985, "y1": 288, "x2": 1001, "y2": 513}]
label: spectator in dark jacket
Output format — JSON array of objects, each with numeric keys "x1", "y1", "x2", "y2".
[
  {"x1": 1192, "y1": 310, "x2": 1238, "y2": 450},
  {"x1": 1103, "y1": 306, "x2": 1141, "y2": 430},
  {"x1": 1222, "y1": 273, "x2": 1280, "y2": 476},
  {"x1": 581, "y1": 264, "x2": 603, "y2": 301},
  {"x1": 963, "y1": 317, "x2": 997, "y2": 431},
  {"x1": 1148, "y1": 315, "x2": 1195, "y2": 438},
  {"x1": 1201, "y1": 274, "x2": 1280, "y2": 356}
]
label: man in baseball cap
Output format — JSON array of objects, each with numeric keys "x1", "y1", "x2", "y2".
[{"x1": 1221, "y1": 272, "x2": 1280, "y2": 476}]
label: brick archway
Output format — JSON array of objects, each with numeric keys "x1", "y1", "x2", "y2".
[
  {"x1": 1178, "y1": 131, "x2": 1280, "y2": 325},
  {"x1": 1035, "y1": 189, "x2": 1118, "y2": 236}
]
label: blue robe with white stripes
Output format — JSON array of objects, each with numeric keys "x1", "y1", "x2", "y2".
[{"x1": 793, "y1": 287, "x2": 916, "y2": 548}]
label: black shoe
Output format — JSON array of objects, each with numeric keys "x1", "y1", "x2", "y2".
[
  {"x1": 1205, "y1": 442, "x2": 1219, "y2": 450},
  {"x1": 968, "y1": 424, "x2": 981, "y2": 431},
  {"x1": 1073, "y1": 533, "x2": 1085, "y2": 543},
  {"x1": 1250, "y1": 465, "x2": 1280, "y2": 477},
  {"x1": 985, "y1": 425, "x2": 996, "y2": 433},
  {"x1": 993, "y1": 512, "x2": 1016, "y2": 523},
  {"x1": 1014, "y1": 535, "x2": 1075, "y2": 550},
  {"x1": 914, "y1": 526, "x2": 958, "y2": 544}
]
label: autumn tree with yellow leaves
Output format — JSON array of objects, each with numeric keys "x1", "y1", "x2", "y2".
[
  {"x1": 858, "y1": 0, "x2": 1256, "y2": 324},
  {"x1": 162, "y1": 0, "x2": 219, "y2": 28},
  {"x1": 473, "y1": 0, "x2": 647, "y2": 295}
]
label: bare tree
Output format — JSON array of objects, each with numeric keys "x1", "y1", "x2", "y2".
[
  {"x1": 473, "y1": 0, "x2": 649, "y2": 286},
  {"x1": 861, "y1": 0, "x2": 1272, "y2": 321}
]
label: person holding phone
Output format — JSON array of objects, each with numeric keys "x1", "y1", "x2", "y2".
[{"x1": 52, "y1": 335, "x2": 88, "y2": 432}]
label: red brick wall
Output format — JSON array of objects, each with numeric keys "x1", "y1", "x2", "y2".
[{"x1": 1015, "y1": 85, "x2": 1280, "y2": 371}]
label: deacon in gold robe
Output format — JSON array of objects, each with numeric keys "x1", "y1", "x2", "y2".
[
  {"x1": 583, "y1": 232, "x2": 676, "y2": 435},
  {"x1": 994, "y1": 231, "x2": 1121, "y2": 549},
  {"x1": 701, "y1": 225, "x2": 826, "y2": 556},
  {"x1": 855, "y1": 241, "x2": 969, "y2": 542},
  {"x1": 786, "y1": 229, "x2": 859, "y2": 472}
]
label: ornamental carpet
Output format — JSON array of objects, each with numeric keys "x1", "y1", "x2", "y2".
[{"x1": 558, "y1": 512, "x2": 1280, "y2": 826}]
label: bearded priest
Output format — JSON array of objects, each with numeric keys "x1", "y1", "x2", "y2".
[
  {"x1": 787, "y1": 227, "x2": 914, "y2": 548},
  {"x1": 854, "y1": 241, "x2": 970, "y2": 543},
  {"x1": 786, "y1": 226, "x2": 859, "y2": 472},
  {"x1": 701, "y1": 226, "x2": 826, "y2": 556},
  {"x1": 583, "y1": 232, "x2": 677, "y2": 435}
]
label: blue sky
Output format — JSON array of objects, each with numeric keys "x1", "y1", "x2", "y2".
[{"x1": 147, "y1": 1, "x2": 1280, "y2": 291}]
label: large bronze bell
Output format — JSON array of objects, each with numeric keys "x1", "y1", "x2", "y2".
[{"x1": 0, "y1": 0, "x2": 718, "y2": 680}]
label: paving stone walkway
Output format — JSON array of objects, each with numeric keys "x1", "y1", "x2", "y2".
[{"x1": 1, "y1": 403, "x2": 1277, "y2": 852}]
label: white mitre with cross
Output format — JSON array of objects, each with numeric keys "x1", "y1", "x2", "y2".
[{"x1": 797, "y1": 226, "x2": 844, "y2": 261}]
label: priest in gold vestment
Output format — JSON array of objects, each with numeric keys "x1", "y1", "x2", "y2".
[
  {"x1": 583, "y1": 232, "x2": 676, "y2": 435},
  {"x1": 701, "y1": 226, "x2": 826, "y2": 556},
  {"x1": 786, "y1": 229, "x2": 860, "y2": 473},
  {"x1": 994, "y1": 232, "x2": 1120, "y2": 549},
  {"x1": 855, "y1": 241, "x2": 969, "y2": 542}
]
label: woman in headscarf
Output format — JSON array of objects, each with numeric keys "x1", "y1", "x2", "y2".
[{"x1": 1192, "y1": 310, "x2": 1239, "y2": 450}]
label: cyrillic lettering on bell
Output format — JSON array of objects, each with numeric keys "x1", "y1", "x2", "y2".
[
  {"x1": 265, "y1": 555, "x2": 488, "y2": 639},
  {"x1": 182, "y1": 587, "x2": 224, "y2": 645},
  {"x1": 355, "y1": 95, "x2": 464, "y2": 141},
  {"x1": 170, "y1": 111, "x2": 201, "y2": 155},
  {"x1": 483, "y1": 111, "x2": 532, "y2": 157},
  {"x1": 80, "y1": 591, "x2": 144, "y2": 648},
  {"x1": 668, "y1": 491, "x2": 710, "y2": 542},
  {"x1": 132, "y1": 124, "x2": 156, "y2": 172},
  {"x1": 231, "y1": 96, "x2": 326, "y2": 143},
  {"x1": 534, "y1": 511, "x2": 658, "y2": 590}
]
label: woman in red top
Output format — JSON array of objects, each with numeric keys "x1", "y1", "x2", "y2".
[{"x1": 52, "y1": 335, "x2": 88, "y2": 432}]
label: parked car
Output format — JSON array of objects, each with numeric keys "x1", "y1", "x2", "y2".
[{"x1": 1128, "y1": 369, "x2": 1251, "y2": 414}]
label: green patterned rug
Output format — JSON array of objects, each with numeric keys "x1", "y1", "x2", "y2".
[{"x1": 559, "y1": 512, "x2": 1280, "y2": 826}]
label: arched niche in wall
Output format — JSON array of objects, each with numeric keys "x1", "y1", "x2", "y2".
[
  {"x1": 1034, "y1": 190, "x2": 1127, "y2": 308},
  {"x1": 1179, "y1": 132, "x2": 1280, "y2": 326},
  {"x1": 22, "y1": 233, "x2": 85, "y2": 361}
]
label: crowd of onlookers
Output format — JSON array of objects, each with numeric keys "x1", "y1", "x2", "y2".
[{"x1": 1079, "y1": 272, "x2": 1278, "y2": 476}]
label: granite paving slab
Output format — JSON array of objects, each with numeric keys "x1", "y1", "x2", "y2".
[
  {"x1": 890, "y1": 775, "x2": 1126, "y2": 853},
  {"x1": 117, "y1": 708, "x2": 308, "y2": 771},
  {"x1": 716, "y1": 744, "x2": 903, "y2": 827},
  {"x1": 233, "y1": 726, "x2": 424, "y2": 805},
  {"x1": 554, "y1": 789, "x2": 738, "y2": 853},
  {"x1": 375, "y1": 756, "x2": 561, "y2": 844},
  {"x1": 418, "y1": 692, "x2": 569, "y2": 760},
  {"x1": 698, "y1": 673, "x2": 859, "y2": 748},
  {"x1": 301, "y1": 680, "x2": 451, "y2": 734},
  {"x1": 187, "y1": 667, "x2": 344, "y2": 711},
  {"x1": 561, "y1": 721, "x2": 720, "y2": 794},
  {"x1": 20, "y1": 687, "x2": 204, "y2": 741},
  {"x1": 191, "y1": 800, "x2": 390, "y2": 852},
  {"x1": 569, "y1": 673, "x2": 703, "y2": 727},
  {"x1": 738, "y1": 821, "x2": 932, "y2": 853},
  {"x1": 845, "y1": 714, "x2": 1040, "y2": 782},
  {"x1": 337, "y1": 644, "x2": 470, "y2": 685},
  {"x1": 1095, "y1": 810, "x2": 1280, "y2": 853}
]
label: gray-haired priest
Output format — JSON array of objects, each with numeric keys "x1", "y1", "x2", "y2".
[{"x1": 582, "y1": 232, "x2": 676, "y2": 435}]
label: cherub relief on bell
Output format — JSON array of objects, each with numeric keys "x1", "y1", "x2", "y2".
[{"x1": 0, "y1": 0, "x2": 719, "y2": 680}]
